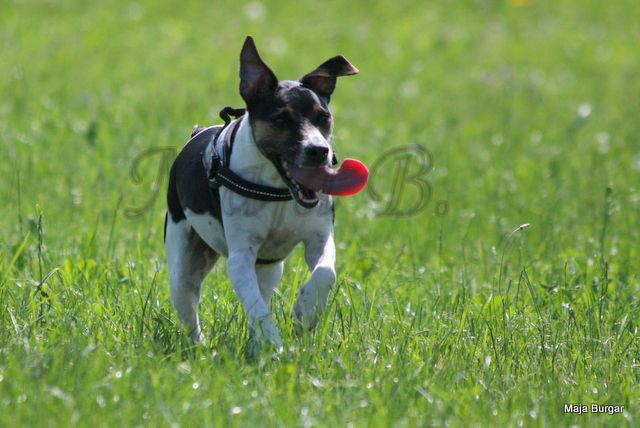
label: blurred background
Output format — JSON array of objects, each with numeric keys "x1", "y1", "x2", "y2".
[{"x1": 2, "y1": 0, "x2": 638, "y2": 257}]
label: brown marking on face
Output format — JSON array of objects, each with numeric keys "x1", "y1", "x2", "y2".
[
  {"x1": 281, "y1": 105, "x2": 296, "y2": 117},
  {"x1": 312, "y1": 105, "x2": 327, "y2": 116},
  {"x1": 251, "y1": 119, "x2": 293, "y2": 155},
  {"x1": 311, "y1": 105, "x2": 333, "y2": 136}
]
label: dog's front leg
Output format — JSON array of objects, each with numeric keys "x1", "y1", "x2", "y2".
[
  {"x1": 227, "y1": 248, "x2": 283, "y2": 351},
  {"x1": 294, "y1": 231, "x2": 337, "y2": 333}
]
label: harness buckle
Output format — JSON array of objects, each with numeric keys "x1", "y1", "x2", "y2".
[
  {"x1": 208, "y1": 143, "x2": 223, "y2": 189},
  {"x1": 208, "y1": 176, "x2": 221, "y2": 189}
]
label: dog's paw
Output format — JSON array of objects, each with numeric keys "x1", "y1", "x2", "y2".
[
  {"x1": 293, "y1": 284, "x2": 329, "y2": 335},
  {"x1": 293, "y1": 301, "x2": 320, "y2": 336},
  {"x1": 191, "y1": 329, "x2": 207, "y2": 346},
  {"x1": 249, "y1": 314, "x2": 283, "y2": 354},
  {"x1": 183, "y1": 323, "x2": 205, "y2": 344}
]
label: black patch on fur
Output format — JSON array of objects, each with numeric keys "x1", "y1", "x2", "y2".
[
  {"x1": 167, "y1": 126, "x2": 224, "y2": 224},
  {"x1": 167, "y1": 164, "x2": 186, "y2": 222}
]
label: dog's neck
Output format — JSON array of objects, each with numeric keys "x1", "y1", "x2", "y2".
[{"x1": 226, "y1": 114, "x2": 284, "y2": 188}]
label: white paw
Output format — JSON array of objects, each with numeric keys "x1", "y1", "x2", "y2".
[
  {"x1": 293, "y1": 289, "x2": 325, "y2": 334},
  {"x1": 251, "y1": 314, "x2": 283, "y2": 352},
  {"x1": 191, "y1": 328, "x2": 206, "y2": 345}
]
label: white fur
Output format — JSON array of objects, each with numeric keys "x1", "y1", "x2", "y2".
[
  {"x1": 165, "y1": 212, "x2": 218, "y2": 342},
  {"x1": 184, "y1": 209, "x2": 228, "y2": 257}
]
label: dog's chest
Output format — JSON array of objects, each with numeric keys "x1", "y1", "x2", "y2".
[
  {"x1": 226, "y1": 195, "x2": 332, "y2": 260},
  {"x1": 258, "y1": 225, "x2": 305, "y2": 258}
]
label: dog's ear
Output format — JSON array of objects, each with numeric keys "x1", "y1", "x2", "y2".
[
  {"x1": 300, "y1": 55, "x2": 359, "y2": 100},
  {"x1": 239, "y1": 36, "x2": 278, "y2": 103}
]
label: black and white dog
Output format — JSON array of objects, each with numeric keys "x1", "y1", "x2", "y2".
[{"x1": 165, "y1": 37, "x2": 362, "y2": 350}]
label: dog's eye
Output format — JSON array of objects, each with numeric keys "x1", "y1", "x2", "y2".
[
  {"x1": 315, "y1": 110, "x2": 332, "y2": 126},
  {"x1": 271, "y1": 111, "x2": 291, "y2": 127}
]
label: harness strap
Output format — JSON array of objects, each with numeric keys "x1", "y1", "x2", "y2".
[{"x1": 208, "y1": 107, "x2": 294, "y2": 202}]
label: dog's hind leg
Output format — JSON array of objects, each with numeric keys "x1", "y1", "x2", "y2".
[
  {"x1": 165, "y1": 213, "x2": 219, "y2": 342},
  {"x1": 256, "y1": 261, "x2": 284, "y2": 303}
]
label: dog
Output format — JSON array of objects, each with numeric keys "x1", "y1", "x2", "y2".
[{"x1": 165, "y1": 36, "x2": 359, "y2": 350}]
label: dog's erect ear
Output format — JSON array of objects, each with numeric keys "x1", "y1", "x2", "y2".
[
  {"x1": 300, "y1": 55, "x2": 359, "y2": 99},
  {"x1": 239, "y1": 36, "x2": 278, "y2": 103}
]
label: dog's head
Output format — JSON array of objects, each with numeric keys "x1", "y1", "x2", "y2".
[{"x1": 238, "y1": 36, "x2": 358, "y2": 207}]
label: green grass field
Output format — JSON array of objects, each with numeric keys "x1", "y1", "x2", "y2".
[{"x1": 1, "y1": 0, "x2": 639, "y2": 426}]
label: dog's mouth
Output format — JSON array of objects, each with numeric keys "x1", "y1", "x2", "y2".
[
  {"x1": 271, "y1": 156, "x2": 369, "y2": 208},
  {"x1": 272, "y1": 157, "x2": 320, "y2": 207}
]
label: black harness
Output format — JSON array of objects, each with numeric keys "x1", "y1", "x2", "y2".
[{"x1": 206, "y1": 107, "x2": 294, "y2": 202}]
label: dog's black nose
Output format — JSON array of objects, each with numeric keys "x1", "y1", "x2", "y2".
[{"x1": 306, "y1": 145, "x2": 329, "y2": 163}]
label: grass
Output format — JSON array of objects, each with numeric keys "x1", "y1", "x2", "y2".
[{"x1": 1, "y1": 0, "x2": 639, "y2": 426}]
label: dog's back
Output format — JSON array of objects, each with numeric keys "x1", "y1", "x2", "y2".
[{"x1": 165, "y1": 125, "x2": 224, "y2": 239}]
